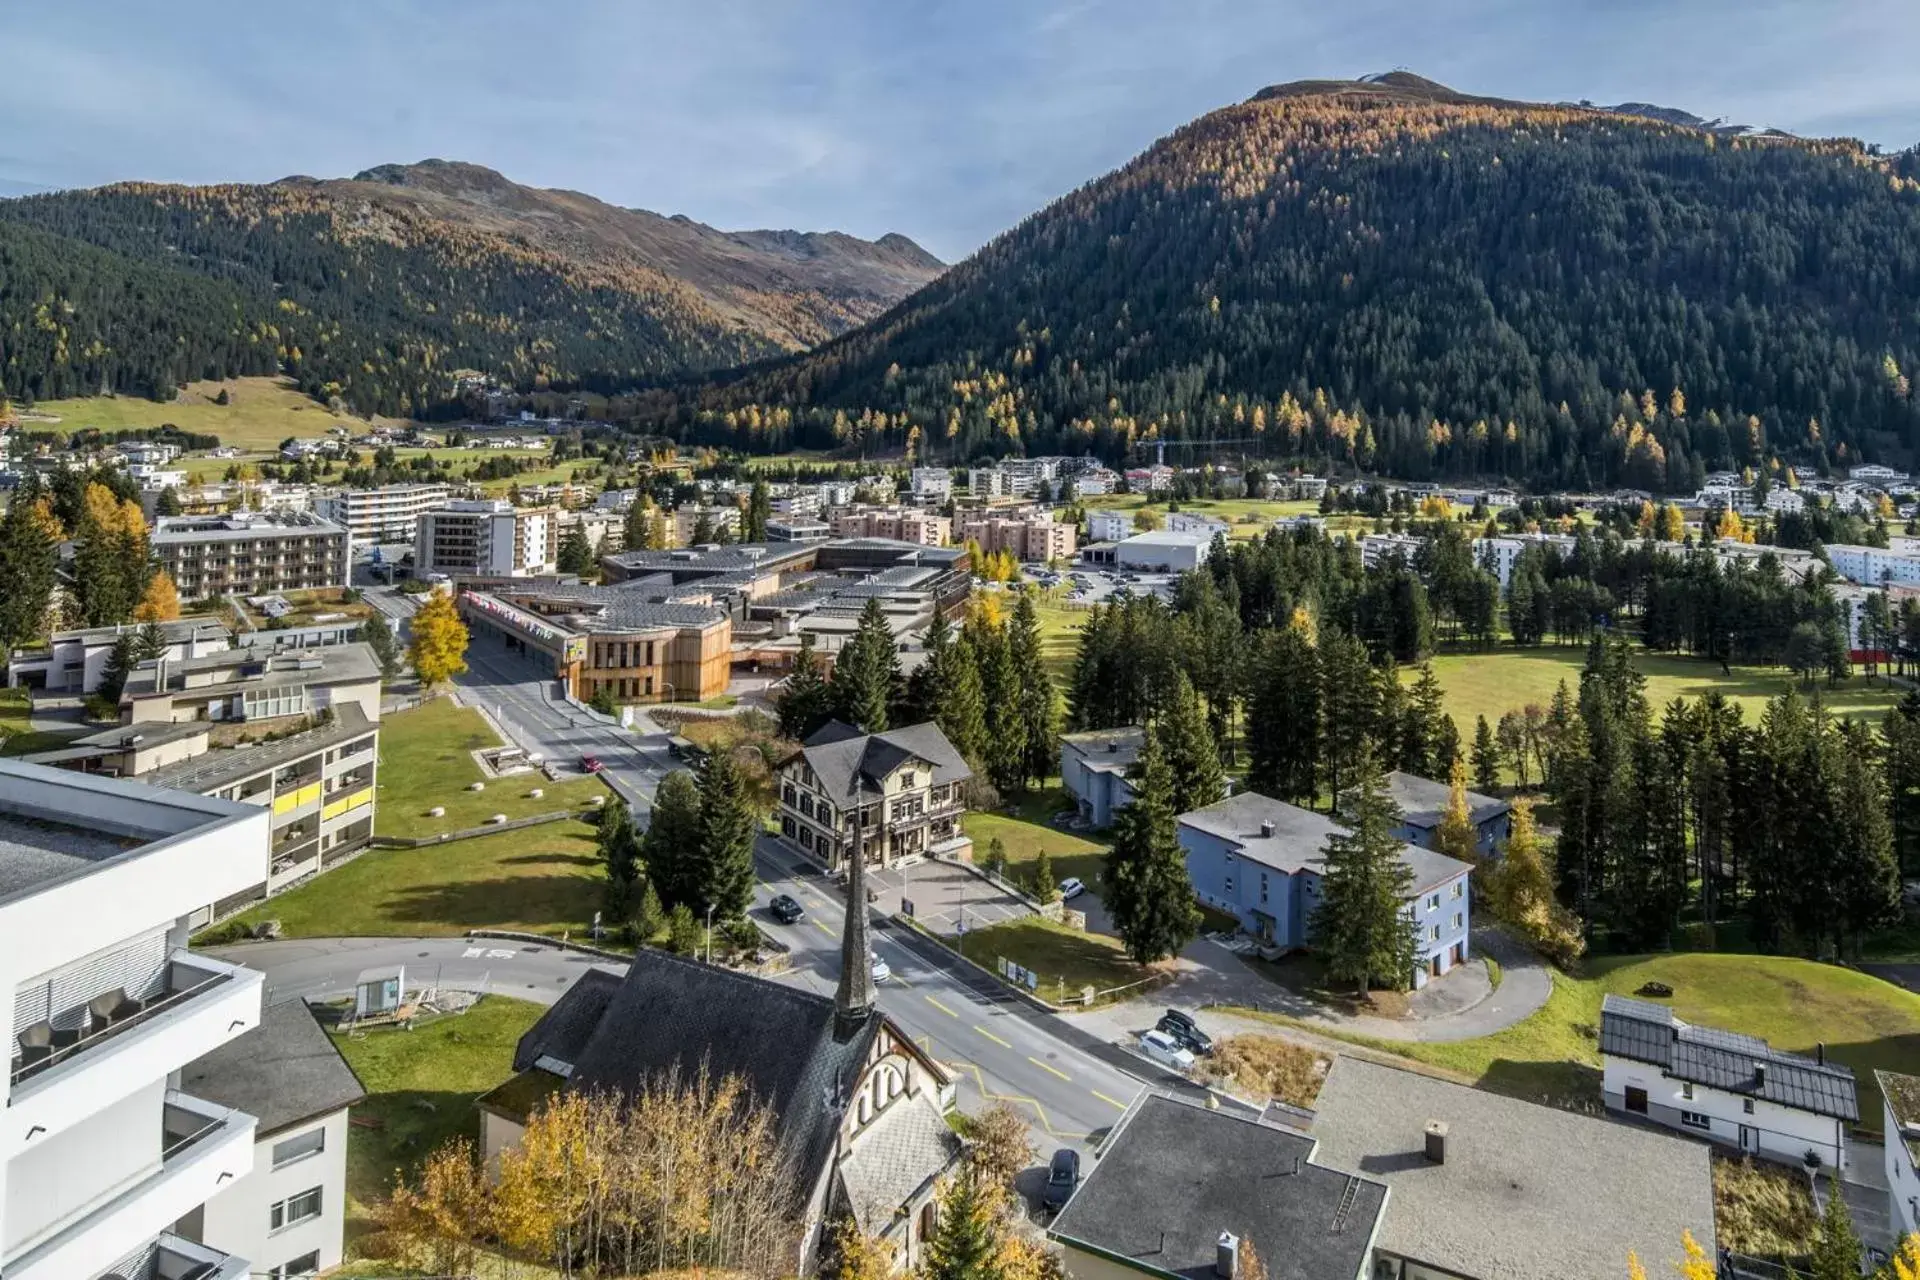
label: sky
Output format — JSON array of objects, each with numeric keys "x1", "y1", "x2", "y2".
[{"x1": 3, "y1": 0, "x2": 1918, "y2": 262}]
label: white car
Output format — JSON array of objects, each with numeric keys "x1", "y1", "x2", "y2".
[
  {"x1": 870, "y1": 954, "x2": 892, "y2": 983},
  {"x1": 1139, "y1": 1029, "x2": 1196, "y2": 1071},
  {"x1": 1058, "y1": 877, "x2": 1087, "y2": 901}
]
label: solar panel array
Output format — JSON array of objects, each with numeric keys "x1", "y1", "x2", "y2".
[{"x1": 1598, "y1": 993, "x2": 1857, "y2": 1121}]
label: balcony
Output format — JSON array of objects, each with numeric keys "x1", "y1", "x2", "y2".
[
  {"x1": 6, "y1": 952, "x2": 263, "y2": 1158},
  {"x1": 2, "y1": 1092, "x2": 256, "y2": 1280}
]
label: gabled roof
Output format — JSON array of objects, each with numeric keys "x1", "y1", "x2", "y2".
[
  {"x1": 513, "y1": 949, "x2": 888, "y2": 1188},
  {"x1": 793, "y1": 721, "x2": 972, "y2": 802},
  {"x1": 1380, "y1": 770, "x2": 1511, "y2": 830},
  {"x1": 1600, "y1": 994, "x2": 1858, "y2": 1121}
]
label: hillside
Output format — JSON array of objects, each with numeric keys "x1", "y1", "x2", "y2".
[
  {"x1": 655, "y1": 72, "x2": 1920, "y2": 489},
  {"x1": 0, "y1": 160, "x2": 942, "y2": 417}
]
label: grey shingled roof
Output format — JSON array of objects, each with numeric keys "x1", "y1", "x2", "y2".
[
  {"x1": 1049, "y1": 1093, "x2": 1385, "y2": 1280},
  {"x1": 1381, "y1": 770, "x2": 1510, "y2": 830},
  {"x1": 1310, "y1": 1056, "x2": 1716, "y2": 1280},
  {"x1": 796, "y1": 721, "x2": 972, "y2": 801},
  {"x1": 836, "y1": 1091, "x2": 962, "y2": 1233},
  {"x1": 1178, "y1": 791, "x2": 1472, "y2": 893},
  {"x1": 181, "y1": 999, "x2": 365, "y2": 1137},
  {"x1": 513, "y1": 948, "x2": 883, "y2": 1190},
  {"x1": 1061, "y1": 726, "x2": 1145, "y2": 775},
  {"x1": 1600, "y1": 994, "x2": 1858, "y2": 1121}
]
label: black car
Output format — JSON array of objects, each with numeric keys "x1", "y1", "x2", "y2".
[
  {"x1": 1042, "y1": 1148, "x2": 1080, "y2": 1212},
  {"x1": 768, "y1": 894, "x2": 805, "y2": 924},
  {"x1": 1156, "y1": 1009, "x2": 1214, "y2": 1056}
]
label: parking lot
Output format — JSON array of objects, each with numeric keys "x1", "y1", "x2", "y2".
[
  {"x1": 869, "y1": 858, "x2": 1034, "y2": 936},
  {"x1": 1029, "y1": 566, "x2": 1176, "y2": 604}
]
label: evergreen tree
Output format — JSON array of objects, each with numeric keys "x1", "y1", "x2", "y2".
[
  {"x1": 358, "y1": 614, "x2": 404, "y2": 682},
  {"x1": 641, "y1": 769, "x2": 704, "y2": 909},
  {"x1": 778, "y1": 634, "x2": 834, "y2": 740},
  {"x1": 154, "y1": 485, "x2": 183, "y2": 517},
  {"x1": 134, "y1": 619, "x2": 171, "y2": 664},
  {"x1": 1431, "y1": 757, "x2": 1481, "y2": 864},
  {"x1": 905, "y1": 613, "x2": 988, "y2": 764},
  {"x1": 1808, "y1": 1175, "x2": 1863, "y2": 1280},
  {"x1": 1158, "y1": 670, "x2": 1224, "y2": 814},
  {"x1": 743, "y1": 479, "x2": 772, "y2": 542},
  {"x1": 1317, "y1": 632, "x2": 1376, "y2": 806},
  {"x1": 692, "y1": 750, "x2": 759, "y2": 920},
  {"x1": 921, "y1": 1168, "x2": 1006, "y2": 1280},
  {"x1": 597, "y1": 799, "x2": 642, "y2": 923},
  {"x1": 1246, "y1": 626, "x2": 1320, "y2": 805},
  {"x1": 1402, "y1": 662, "x2": 1451, "y2": 777},
  {"x1": 622, "y1": 495, "x2": 654, "y2": 550},
  {"x1": 1006, "y1": 592, "x2": 1057, "y2": 791},
  {"x1": 830, "y1": 598, "x2": 900, "y2": 732},
  {"x1": 972, "y1": 613, "x2": 1024, "y2": 794},
  {"x1": 1828, "y1": 718, "x2": 1902, "y2": 958},
  {"x1": 0, "y1": 481, "x2": 59, "y2": 650},
  {"x1": 556, "y1": 524, "x2": 595, "y2": 577},
  {"x1": 1102, "y1": 727, "x2": 1203, "y2": 964},
  {"x1": 98, "y1": 634, "x2": 137, "y2": 706},
  {"x1": 1310, "y1": 747, "x2": 1419, "y2": 995},
  {"x1": 982, "y1": 836, "x2": 1008, "y2": 879},
  {"x1": 1030, "y1": 849, "x2": 1056, "y2": 902},
  {"x1": 1883, "y1": 691, "x2": 1920, "y2": 879},
  {"x1": 689, "y1": 511, "x2": 717, "y2": 546},
  {"x1": 1470, "y1": 715, "x2": 1502, "y2": 792}
]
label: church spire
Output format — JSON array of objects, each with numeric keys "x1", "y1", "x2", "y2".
[{"x1": 835, "y1": 784, "x2": 877, "y2": 1035}]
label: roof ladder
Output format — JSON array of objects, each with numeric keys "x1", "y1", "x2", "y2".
[{"x1": 1332, "y1": 1175, "x2": 1361, "y2": 1231}]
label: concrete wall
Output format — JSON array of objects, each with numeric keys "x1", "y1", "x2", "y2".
[
  {"x1": 1602, "y1": 1057, "x2": 1848, "y2": 1169},
  {"x1": 3, "y1": 1081, "x2": 163, "y2": 1255},
  {"x1": 198, "y1": 1108, "x2": 352, "y2": 1277}
]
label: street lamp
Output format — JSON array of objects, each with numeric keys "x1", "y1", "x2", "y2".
[{"x1": 705, "y1": 903, "x2": 716, "y2": 965}]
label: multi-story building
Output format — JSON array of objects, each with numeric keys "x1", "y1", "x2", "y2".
[
  {"x1": 314, "y1": 482, "x2": 451, "y2": 543},
  {"x1": 966, "y1": 467, "x2": 1008, "y2": 499},
  {"x1": 1827, "y1": 543, "x2": 1920, "y2": 587},
  {"x1": 772, "y1": 490, "x2": 824, "y2": 518},
  {"x1": 1878, "y1": 1070, "x2": 1920, "y2": 1242},
  {"x1": 1473, "y1": 532, "x2": 1579, "y2": 588},
  {"x1": 1073, "y1": 468, "x2": 1118, "y2": 497},
  {"x1": 776, "y1": 722, "x2": 973, "y2": 870},
  {"x1": 1, "y1": 762, "x2": 268, "y2": 1280},
  {"x1": 1086, "y1": 510, "x2": 1133, "y2": 544},
  {"x1": 559, "y1": 508, "x2": 624, "y2": 558},
  {"x1": 118, "y1": 644, "x2": 382, "y2": 729},
  {"x1": 151, "y1": 513, "x2": 350, "y2": 600},
  {"x1": 767, "y1": 516, "x2": 831, "y2": 543},
  {"x1": 1359, "y1": 532, "x2": 1428, "y2": 569},
  {"x1": 415, "y1": 500, "x2": 560, "y2": 578},
  {"x1": 1163, "y1": 511, "x2": 1230, "y2": 538},
  {"x1": 7, "y1": 619, "x2": 231, "y2": 695},
  {"x1": 909, "y1": 468, "x2": 953, "y2": 502},
  {"x1": 958, "y1": 511, "x2": 1076, "y2": 562},
  {"x1": 181, "y1": 999, "x2": 366, "y2": 1279},
  {"x1": 459, "y1": 584, "x2": 733, "y2": 704},
  {"x1": 829, "y1": 506, "x2": 952, "y2": 546},
  {"x1": 669, "y1": 504, "x2": 741, "y2": 546}
]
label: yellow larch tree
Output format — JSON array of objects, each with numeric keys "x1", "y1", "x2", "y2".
[
  {"x1": 132, "y1": 569, "x2": 181, "y2": 622},
  {"x1": 407, "y1": 592, "x2": 470, "y2": 689}
]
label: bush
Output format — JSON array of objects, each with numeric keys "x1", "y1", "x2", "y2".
[
  {"x1": 193, "y1": 918, "x2": 255, "y2": 946},
  {"x1": 666, "y1": 904, "x2": 704, "y2": 955}
]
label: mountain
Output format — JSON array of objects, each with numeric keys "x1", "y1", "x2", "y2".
[
  {"x1": 0, "y1": 160, "x2": 941, "y2": 416},
  {"x1": 655, "y1": 72, "x2": 1920, "y2": 491}
]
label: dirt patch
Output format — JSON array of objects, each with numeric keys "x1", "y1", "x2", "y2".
[
  {"x1": 1712, "y1": 1155, "x2": 1816, "y2": 1255},
  {"x1": 1201, "y1": 1034, "x2": 1331, "y2": 1108}
]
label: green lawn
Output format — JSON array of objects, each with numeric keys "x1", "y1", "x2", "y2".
[
  {"x1": 376, "y1": 698, "x2": 609, "y2": 839},
  {"x1": 964, "y1": 787, "x2": 1108, "y2": 890},
  {"x1": 956, "y1": 916, "x2": 1160, "y2": 1007},
  {"x1": 1226, "y1": 952, "x2": 1920, "y2": 1129},
  {"x1": 1414, "y1": 647, "x2": 1903, "y2": 743},
  {"x1": 1030, "y1": 599, "x2": 1086, "y2": 691},
  {"x1": 224, "y1": 822, "x2": 604, "y2": 940},
  {"x1": 27, "y1": 376, "x2": 401, "y2": 450},
  {"x1": 0, "y1": 687, "x2": 83, "y2": 758},
  {"x1": 327, "y1": 996, "x2": 545, "y2": 1242}
]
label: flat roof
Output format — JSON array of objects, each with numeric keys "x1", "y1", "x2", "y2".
[
  {"x1": 1309, "y1": 1057, "x2": 1716, "y2": 1280},
  {"x1": 183, "y1": 998, "x2": 366, "y2": 1137},
  {"x1": 151, "y1": 512, "x2": 346, "y2": 544},
  {"x1": 1050, "y1": 1093, "x2": 1385, "y2": 1280},
  {"x1": 1119, "y1": 529, "x2": 1216, "y2": 548},
  {"x1": 0, "y1": 761, "x2": 260, "y2": 904},
  {"x1": 123, "y1": 643, "x2": 381, "y2": 699},
  {"x1": 147, "y1": 702, "x2": 375, "y2": 794}
]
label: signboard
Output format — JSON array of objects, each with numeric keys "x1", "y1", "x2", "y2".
[{"x1": 563, "y1": 635, "x2": 588, "y2": 665}]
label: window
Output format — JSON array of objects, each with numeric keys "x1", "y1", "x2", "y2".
[
  {"x1": 270, "y1": 1187, "x2": 323, "y2": 1232},
  {"x1": 782, "y1": 816, "x2": 796, "y2": 838},
  {"x1": 901, "y1": 770, "x2": 918, "y2": 789},
  {"x1": 1426, "y1": 894, "x2": 1440, "y2": 911},
  {"x1": 1451, "y1": 881, "x2": 1464, "y2": 899},
  {"x1": 1259, "y1": 873, "x2": 1269, "y2": 904},
  {"x1": 1743, "y1": 1099, "x2": 1755, "y2": 1115},
  {"x1": 1680, "y1": 1081, "x2": 1694, "y2": 1101},
  {"x1": 272, "y1": 1252, "x2": 321, "y2": 1278},
  {"x1": 1679, "y1": 1110, "x2": 1712, "y2": 1131},
  {"x1": 1224, "y1": 876, "x2": 1234, "y2": 895},
  {"x1": 1428, "y1": 925, "x2": 1440, "y2": 942},
  {"x1": 1451, "y1": 913, "x2": 1463, "y2": 931},
  {"x1": 271, "y1": 1126, "x2": 325, "y2": 1169}
]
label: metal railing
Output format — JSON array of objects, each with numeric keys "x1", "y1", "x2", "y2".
[{"x1": 9, "y1": 963, "x2": 234, "y2": 1086}]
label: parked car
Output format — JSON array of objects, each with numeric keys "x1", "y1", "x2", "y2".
[
  {"x1": 768, "y1": 894, "x2": 804, "y2": 924},
  {"x1": 1156, "y1": 1009, "x2": 1214, "y2": 1056},
  {"x1": 1139, "y1": 1028, "x2": 1196, "y2": 1071},
  {"x1": 579, "y1": 754, "x2": 603, "y2": 774},
  {"x1": 871, "y1": 954, "x2": 892, "y2": 983},
  {"x1": 1042, "y1": 1148, "x2": 1080, "y2": 1212},
  {"x1": 1058, "y1": 876, "x2": 1087, "y2": 901}
]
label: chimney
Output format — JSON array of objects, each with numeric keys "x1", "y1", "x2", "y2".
[
  {"x1": 1215, "y1": 1232, "x2": 1239, "y2": 1280},
  {"x1": 1816, "y1": 1042, "x2": 1826, "y2": 1065},
  {"x1": 1424, "y1": 1120, "x2": 1449, "y2": 1164},
  {"x1": 1106, "y1": 739, "x2": 1119, "y2": 753},
  {"x1": 1260, "y1": 820, "x2": 1276, "y2": 839}
]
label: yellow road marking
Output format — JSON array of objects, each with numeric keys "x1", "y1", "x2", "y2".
[
  {"x1": 813, "y1": 920, "x2": 837, "y2": 937},
  {"x1": 1028, "y1": 1056, "x2": 1070, "y2": 1082},
  {"x1": 1092, "y1": 1089, "x2": 1130, "y2": 1111},
  {"x1": 925, "y1": 996, "x2": 959, "y2": 1018},
  {"x1": 949, "y1": 1059, "x2": 1087, "y2": 1141},
  {"x1": 974, "y1": 1025, "x2": 1012, "y2": 1049}
]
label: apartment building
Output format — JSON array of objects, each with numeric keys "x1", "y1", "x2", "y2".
[
  {"x1": 151, "y1": 512, "x2": 350, "y2": 600},
  {"x1": 829, "y1": 506, "x2": 953, "y2": 546},
  {"x1": 314, "y1": 482, "x2": 451, "y2": 543},
  {"x1": 182, "y1": 1000, "x2": 365, "y2": 1278},
  {"x1": 773, "y1": 490, "x2": 825, "y2": 518},
  {"x1": 958, "y1": 511, "x2": 1076, "y2": 562},
  {"x1": 670, "y1": 503, "x2": 741, "y2": 546},
  {"x1": 119, "y1": 645, "x2": 382, "y2": 729},
  {"x1": 414, "y1": 500, "x2": 560, "y2": 578},
  {"x1": 966, "y1": 467, "x2": 1008, "y2": 499},
  {"x1": 1087, "y1": 510, "x2": 1133, "y2": 543},
  {"x1": 459, "y1": 584, "x2": 733, "y2": 703},
  {"x1": 909, "y1": 467, "x2": 953, "y2": 502},
  {"x1": 1, "y1": 762, "x2": 268, "y2": 1280},
  {"x1": 767, "y1": 516, "x2": 831, "y2": 542},
  {"x1": 776, "y1": 721, "x2": 973, "y2": 870},
  {"x1": 1827, "y1": 543, "x2": 1920, "y2": 587},
  {"x1": 7, "y1": 619, "x2": 231, "y2": 695}
]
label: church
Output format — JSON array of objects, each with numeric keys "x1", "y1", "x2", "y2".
[{"x1": 479, "y1": 848, "x2": 961, "y2": 1273}]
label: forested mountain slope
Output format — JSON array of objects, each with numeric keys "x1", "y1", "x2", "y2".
[
  {"x1": 661, "y1": 72, "x2": 1920, "y2": 490},
  {"x1": 0, "y1": 159, "x2": 941, "y2": 416}
]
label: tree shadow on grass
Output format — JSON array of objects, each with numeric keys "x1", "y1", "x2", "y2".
[
  {"x1": 1474, "y1": 1057, "x2": 1604, "y2": 1113},
  {"x1": 380, "y1": 876, "x2": 597, "y2": 932},
  {"x1": 497, "y1": 851, "x2": 599, "y2": 868}
]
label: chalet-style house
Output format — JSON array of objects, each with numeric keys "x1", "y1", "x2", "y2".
[{"x1": 777, "y1": 722, "x2": 972, "y2": 871}]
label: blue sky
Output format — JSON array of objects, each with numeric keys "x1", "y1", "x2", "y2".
[{"x1": 3, "y1": 0, "x2": 1917, "y2": 261}]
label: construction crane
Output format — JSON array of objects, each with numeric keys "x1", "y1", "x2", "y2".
[{"x1": 1133, "y1": 438, "x2": 1270, "y2": 466}]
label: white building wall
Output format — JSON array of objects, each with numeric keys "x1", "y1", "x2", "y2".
[
  {"x1": 1601, "y1": 1056, "x2": 1848, "y2": 1169},
  {"x1": 3, "y1": 1081, "x2": 163, "y2": 1253},
  {"x1": 199, "y1": 1108, "x2": 352, "y2": 1277}
]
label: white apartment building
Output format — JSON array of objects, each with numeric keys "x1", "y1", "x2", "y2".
[
  {"x1": 1826, "y1": 543, "x2": 1920, "y2": 587},
  {"x1": 670, "y1": 504, "x2": 741, "y2": 546},
  {"x1": 1601, "y1": 994, "x2": 1857, "y2": 1170},
  {"x1": 414, "y1": 500, "x2": 560, "y2": 578},
  {"x1": 1852, "y1": 464, "x2": 1911, "y2": 485},
  {"x1": 1474, "y1": 532, "x2": 1578, "y2": 588},
  {"x1": 1164, "y1": 512, "x2": 1231, "y2": 537},
  {"x1": 181, "y1": 1000, "x2": 364, "y2": 1279},
  {"x1": 909, "y1": 468, "x2": 953, "y2": 502},
  {"x1": 1, "y1": 763, "x2": 268, "y2": 1280},
  {"x1": 1074, "y1": 470, "x2": 1117, "y2": 497},
  {"x1": 314, "y1": 482, "x2": 451, "y2": 544},
  {"x1": 772, "y1": 490, "x2": 824, "y2": 518},
  {"x1": 7, "y1": 620, "x2": 232, "y2": 695},
  {"x1": 966, "y1": 467, "x2": 1007, "y2": 499},
  {"x1": 1359, "y1": 532, "x2": 1427, "y2": 569},
  {"x1": 1087, "y1": 510, "x2": 1132, "y2": 543},
  {"x1": 1878, "y1": 1070, "x2": 1920, "y2": 1243},
  {"x1": 593, "y1": 487, "x2": 639, "y2": 512}
]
